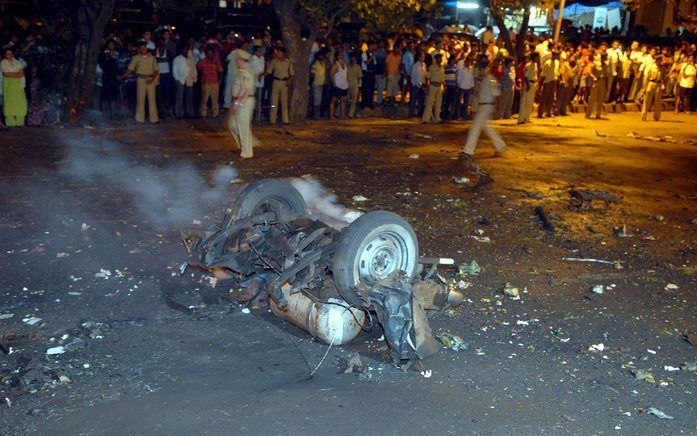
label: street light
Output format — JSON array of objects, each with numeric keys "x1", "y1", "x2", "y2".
[
  {"x1": 456, "y1": 1, "x2": 480, "y2": 9},
  {"x1": 455, "y1": 1, "x2": 480, "y2": 23}
]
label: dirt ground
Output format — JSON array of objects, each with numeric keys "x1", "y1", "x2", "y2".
[{"x1": 1, "y1": 110, "x2": 696, "y2": 435}]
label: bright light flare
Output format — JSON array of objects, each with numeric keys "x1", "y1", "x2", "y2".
[{"x1": 457, "y1": 1, "x2": 480, "y2": 9}]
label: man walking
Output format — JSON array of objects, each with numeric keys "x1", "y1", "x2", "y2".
[
  {"x1": 461, "y1": 68, "x2": 507, "y2": 157},
  {"x1": 228, "y1": 50, "x2": 258, "y2": 159},
  {"x1": 267, "y1": 47, "x2": 294, "y2": 124}
]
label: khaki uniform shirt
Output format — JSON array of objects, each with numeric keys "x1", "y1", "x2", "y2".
[
  {"x1": 311, "y1": 61, "x2": 325, "y2": 86},
  {"x1": 128, "y1": 53, "x2": 159, "y2": 77},
  {"x1": 347, "y1": 64, "x2": 362, "y2": 88},
  {"x1": 267, "y1": 58, "x2": 294, "y2": 81},
  {"x1": 427, "y1": 64, "x2": 445, "y2": 85},
  {"x1": 558, "y1": 61, "x2": 574, "y2": 85},
  {"x1": 524, "y1": 61, "x2": 538, "y2": 82},
  {"x1": 644, "y1": 63, "x2": 660, "y2": 83}
]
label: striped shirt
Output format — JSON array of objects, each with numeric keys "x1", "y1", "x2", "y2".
[{"x1": 444, "y1": 64, "x2": 457, "y2": 88}]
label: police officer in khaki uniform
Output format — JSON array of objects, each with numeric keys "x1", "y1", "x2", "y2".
[
  {"x1": 586, "y1": 53, "x2": 608, "y2": 119},
  {"x1": 641, "y1": 55, "x2": 665, "y2": 121},
  {"x1": 228, "y1": 50, "x2": 258, "y2": 158},
  {"x1": 266, "y1": 48, "x2": 294, "y2": 124},
  {"x1": 422, "y1": 53, "x2": 444, "y2": 123},
  {"x1": 461, "y1": 68, "x2": 506, "y2": 157},
  {"x1": 119, "y1": 41, "x2": 160, "y2": 123}
]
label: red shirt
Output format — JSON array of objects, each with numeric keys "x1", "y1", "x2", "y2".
[{"x1": 198, "y1": 58, "x2": 223, "y2": 85}]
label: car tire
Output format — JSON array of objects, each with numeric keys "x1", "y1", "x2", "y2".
[
  {"x1": 231, "y1": 179, "x2": 307, "y2": 222},
  {"x1": 332, "y1": 211, "x2": 419, "y2": 307}
]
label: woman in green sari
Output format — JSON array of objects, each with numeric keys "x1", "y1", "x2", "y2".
[{"x1": 1, "y1": 48, "x2": 27, "y2": 127}]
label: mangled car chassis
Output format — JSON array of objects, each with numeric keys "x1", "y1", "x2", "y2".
[{"x1": 180, "y1": 179, "x2": 462, "y2": 365}]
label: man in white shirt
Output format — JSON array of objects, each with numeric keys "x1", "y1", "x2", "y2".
[
  {"x1": 633, "y1": 46, "x2": 654, "y2": 102},
  {"x1": 461, "y1": 68, "x2": 507, "y2": 157},
  {"x1": 250, "y1": 46, "x2": 266, "y2": 121},
  {"x1": 518, "y1": 52, "x2": 539, "y2": 124},
  {"x1": 456, "y1": 56, "x2": 475, "y2": 119},
  {"x1": 605, "y1": 40, "x2": 622, "y2": 101},
  {"x1": 172, "y1": 45, "x2": 197, "y2": 118},
  {"x1": 538, "y1": 51, "x2": 559, "y2": 118},
  {"x1": 675, "y1": 54, "x2": 695, "y2": 113},
  {"x1": 409, "y1": 52, "x2": 426, "y2": 117}
]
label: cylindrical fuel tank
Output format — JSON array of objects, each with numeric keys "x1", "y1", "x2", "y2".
[{"x1": 270, "y1": 288, "x2": 365, "y2": 345}]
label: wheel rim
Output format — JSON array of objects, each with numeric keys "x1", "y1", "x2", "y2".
[
  {"x1": 252, "y1": 197, "x2": 293, "y2": 219},
  {"x1": 357, "y1": 230, "x2": 413, "y2": 285}
]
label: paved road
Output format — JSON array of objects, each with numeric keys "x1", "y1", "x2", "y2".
[{"x1": 1, "y1": 113, "x2": 696, "y2": 435}]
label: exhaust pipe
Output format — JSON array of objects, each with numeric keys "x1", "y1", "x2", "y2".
[{"x1": 270, "y1": 286, "x2": 366, "y2": 345}]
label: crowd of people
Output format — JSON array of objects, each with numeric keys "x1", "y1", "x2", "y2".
[{"x1": 2, "y1": 22, "x2": 696, "y2": 154}]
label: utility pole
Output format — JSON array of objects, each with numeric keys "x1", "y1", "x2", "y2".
[{"x1": 554, "y1": 0, "x2": 566, "y2": 43}]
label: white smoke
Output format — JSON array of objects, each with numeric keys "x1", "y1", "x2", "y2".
[
  {"x1": 290, "y1": 176, "x2": 362, "y2": 230},
  {"x1": 62, "y1": 138, "x2": 238, "y2": 228}
]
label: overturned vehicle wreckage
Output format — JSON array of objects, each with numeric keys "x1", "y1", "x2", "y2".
[{"x1": 180, "y1": 179, "x2": 463, "y2": 365}]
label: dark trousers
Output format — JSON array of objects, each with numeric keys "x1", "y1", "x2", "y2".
[
  {"x1": 175, "y1": 82, "x2": 194, "y2": 118},
  {"x1": 320, "y1": 84, "x2": 331, "y2": 117},
  {"x1": 361, "y1": 72, "x2": 375, "y2": 109},
  {"x1": 409, "y1": 84, "x2": 424, "y2": 116},
  {"x1": 616, "y1": 78, "x2": 631, "y2": 103},
  {"x1": 538, "y1": 80, "x2": 557, "y2": 116},
  {"x1": 157, "y1": 73, "x2": 174, "y2": 115},
  {"x1": 457, "y1": 88, "x2": 472, "y2": 119},
  {"x1": 555, "y1": 83, "x2": 571, "y2": 115},
  {"x1": 442, "y1": 86, "x2": 457, "y2": 119}
]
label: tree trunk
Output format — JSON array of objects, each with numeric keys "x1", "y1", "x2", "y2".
[
  {"x1": 515, "y1": 6, "x2": 531, "y2": 61},
  {"x1": 66, "y1": 0, "x2": 115, "y2": 123},
  {"x1": 490, "y1": 7, "x2": 515, "y2": 58},
  {"x1": 273, "y1": 0, "x2": 315, "y2": 121}
]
